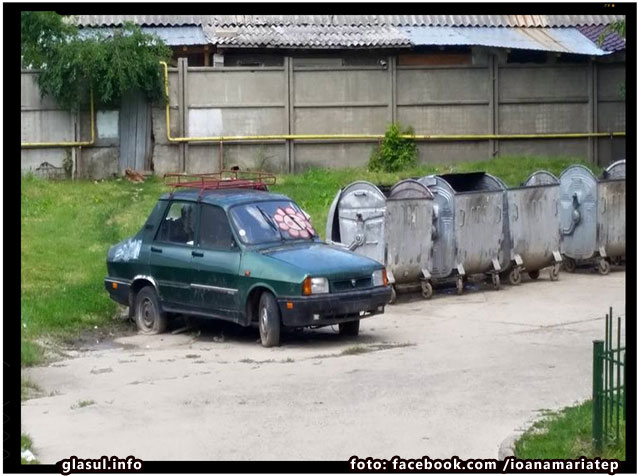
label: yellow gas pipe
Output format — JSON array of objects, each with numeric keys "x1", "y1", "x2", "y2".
[{"x1": 160, "y1": 61, "x2": 625, "y2": 144}]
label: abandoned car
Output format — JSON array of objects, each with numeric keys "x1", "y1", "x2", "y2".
[{"x1": 104, "y1": 172, "x2": 391, "y2": 347}]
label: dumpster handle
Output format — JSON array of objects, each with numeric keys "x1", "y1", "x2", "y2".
[
  {"x1": 459, "y1": 210, "x2": 465, "y2": 227},
  {"x1": 513, "y1": 204, "x2": 519, "y2": 222},
  {"x1": 555, "y1": 200, "x2": 559, "y2": 216},
  {"x1": 601, "y1": 196, "x2": 607, "y2": 214},
  {"x1": 562, "y1": 193, "x2": 581, "y2": 235}
]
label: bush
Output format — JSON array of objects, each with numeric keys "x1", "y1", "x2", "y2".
[{"x1": 368, "y1": 123, "x2": 418, "y2": 172}]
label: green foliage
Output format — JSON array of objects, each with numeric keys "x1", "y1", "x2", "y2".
[
  {"x1": 597, "y1": 19, "x2": 626, "y2": 100},
  {"x1": 368, "y1": 123, "x2": 418, "y2": 172},
  {"x1": 515, "y1": 400, "x2": 625, "y2": 460},
  {"x1": 21, "y1": 12, "x2": 172, "y2": 110}
]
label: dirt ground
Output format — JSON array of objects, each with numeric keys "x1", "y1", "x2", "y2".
[{"x1": 22, "y1": 268, "x2": 625, "y2": 462}]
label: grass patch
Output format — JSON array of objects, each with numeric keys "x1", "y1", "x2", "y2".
[
  {"x1": 21, "y1": 156, "x2": 600, "y2": 366},
  {"x1": 21, "y1": 433, "x2": 39, "y2": 464},
  {"x1": 71, "y1": 399, "x2": 96, "y2": 409},
  {"x1": 515, "y1": 400, "x2": 625, "y2": 460},
  {"x1": 20, "y1": 378, "x2": 41, "y2": 400}
]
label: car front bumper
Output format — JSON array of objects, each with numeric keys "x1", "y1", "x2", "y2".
[{"x1": 276, "y1": 286, "x2": 392, "y2": 327}]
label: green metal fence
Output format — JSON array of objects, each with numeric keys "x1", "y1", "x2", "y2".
[{"x1": 592, "y1": 307, "x2": 625, "y2": 452}]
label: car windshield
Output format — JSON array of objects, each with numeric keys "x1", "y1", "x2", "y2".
[{"x1": 229, "y1": 200, "x2": 317, "y2": 245}]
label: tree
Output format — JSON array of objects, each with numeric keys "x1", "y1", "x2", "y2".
[
  {"x1": 597, "y1": 18, "x2": 626, "y2": 100},
  {"x1": 21, "y1": 12, "x2": 172, "y2": 110}
]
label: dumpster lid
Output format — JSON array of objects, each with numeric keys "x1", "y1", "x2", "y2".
[{"x1": 602, "y1": 160, "x2": 625, "y2": 179}]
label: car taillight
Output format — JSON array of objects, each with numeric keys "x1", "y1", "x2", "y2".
[{"x1": 383, "y1": 269, "x2": 388, "y2": 286}]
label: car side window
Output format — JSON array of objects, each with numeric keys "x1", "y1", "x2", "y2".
[
  {"x1": 156, "y1": 201, "x2": 196, "y2": 245},
  {"x1": 199, "y1": 204, "x2": 236, "y2": 250}
]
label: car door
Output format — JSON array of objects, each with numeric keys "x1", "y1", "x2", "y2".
[
  {"x1": 191, "y1": 203, "x2": 242, "y2": 319},
  {"x1": 149, "y1": 200, "x2": 197, "y2": 308}
]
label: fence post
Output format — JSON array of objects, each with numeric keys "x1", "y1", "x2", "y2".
[{"x1": 592, "y1": 339, "x2": 604, "y2": 452}]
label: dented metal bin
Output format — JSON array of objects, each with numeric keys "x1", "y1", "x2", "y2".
[
  {"x1": 326, "y1": 179, "x2": 436, "y2": 301},
  {"x1": 384, "y1": 179, "x2": 435, "y2": 301},
  {"x1": 418, "y1": 172, "x2": 506, "y2": 294},
  {"x1": 503, "y1": 171, "x2": 563, "y2": 284},
  {"x1": 325, "y1": 181, "x2": 387, "y2": 264},
  {"x1": 597, "y1": 160, "x2": 626, "y2": 268},
  {"x1": 558, "y1": 162, "x2": 625, "y2": 275}
]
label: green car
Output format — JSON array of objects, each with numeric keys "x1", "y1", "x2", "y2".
[{"x1": 104, "y1": 182, "x2": 391, "y2": 347}]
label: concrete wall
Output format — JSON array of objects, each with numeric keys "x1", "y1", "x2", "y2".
[{"x1": 21, "y1": 52, "x2": 627, "y2": 178}]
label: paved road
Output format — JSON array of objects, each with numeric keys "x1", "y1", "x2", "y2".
[{"x1": 22, "y1": 269, "x2": 625, "y2": 462}]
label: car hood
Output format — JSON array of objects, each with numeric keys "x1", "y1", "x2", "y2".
[{"x1": 261, "y1": 242, "x2": 382, "y2": 279}]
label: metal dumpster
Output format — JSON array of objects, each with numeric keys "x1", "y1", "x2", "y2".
[
  {"x1": 597, "y1": 160, "x2": 626, "y2": 269},
  {"x1": 558, "y1": 164, "x2": 615, "y2": 274},
  {"x1": 384, "y1": 179, "x2": 435, "y2": 301},
  {"x1": 418, "y1": 172, "x2": 506, "y2": 294},
  {"x1": 326, "y1": 179, "x2": 435, "y2": 302},
  {"x1": 502, "y1": 171, "x2": 563, "y2": 284},
  {"x1": 325, "y1": 181, "x2": 387, "y2": 264}
]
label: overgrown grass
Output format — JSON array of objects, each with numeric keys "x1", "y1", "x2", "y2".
[
  {"x1": 515, "y1": 400, "x2": 625, "y2": 460},
  {"x1": 21, "y1": 433, "x2": 39, "y2": 464},
  {"x1": 21, "y1": 156, "x2": 601, "y2": 367}
]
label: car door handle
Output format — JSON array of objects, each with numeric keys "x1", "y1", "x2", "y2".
[
  {"x1": 192, "y1": 250, "x2": 204, "y2": 258},
  {"x1": 150, "y1": 246, "x2": 163, "y2": 253}
]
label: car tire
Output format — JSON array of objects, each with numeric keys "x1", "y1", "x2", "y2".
[
  {"x1": 134, "y1": 286, "x2": 168, "y2": 335},
  {"x1": 339, "y1": 319, "x2": 360, "y2": 337},
  {"x1": 258, "y1": 292, "x2": 281, "y2": 347}
]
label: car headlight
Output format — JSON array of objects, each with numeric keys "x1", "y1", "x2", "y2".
[
  {"x1": 372, "y1": 269, "x2": 388, "y2": 287},
  {"x1": 302, "y1": 277, "x2": 329, "y2": 295}
]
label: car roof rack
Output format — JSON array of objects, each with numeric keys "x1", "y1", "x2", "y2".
[{"x1": 164, "y1": 170, "x2": 277, "y2": 199}]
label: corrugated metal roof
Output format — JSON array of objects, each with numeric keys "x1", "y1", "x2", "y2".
[
  {"x1": 202, "y1": 24, "x2": 411, "y2": 48},
  {"x1": 407, "y1": 26, "x2": 610, "y2": 55},
  {"x1": 78, "y1": 26, "x2": 207, "y2": 46},
  {"x1": 74, "y1": 15, "x2": 625, "y2": 28},
  {"x1": 576, "y1": 24, "x2": 626, "y2": 52}
]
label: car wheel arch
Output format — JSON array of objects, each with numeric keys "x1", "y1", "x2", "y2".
[
  {"x1": 130, "y1": 275, "x2": 160, "y2": 305},
  {"x1": 245, "y1": 284, "x2": 278, "y2": 325}
]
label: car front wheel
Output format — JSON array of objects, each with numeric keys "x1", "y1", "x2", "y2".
[
  {"x1": 258, "y1": 292, "x2": 281, "y2": 347},
  {"x1": 134, "y1": 286, "x2": 168, "y2": 335}
]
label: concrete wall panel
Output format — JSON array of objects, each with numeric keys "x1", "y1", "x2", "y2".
[
  {"x1": 416, "y1": 141, "x2": 490, "y2": 164},
  {"x1": 153, "y1": 144, "x2": 180, "y2": 175},
  {"x1": 294, "y1": 70, "x2": 388, "y2": 104},
  {"x1": 186, "y1": 143, "x2": 286, "y2": 173},
  {"x1": 597, "y1": 102, "x2": 625, "y2": 131},
  {"x1": 293, "y1": 142, "x2": 373, "y2": 171},
  {"x1": 21, "y1": 73, "x2": 61, "y2": 110},
  {"x1": 498, "y1": 138, "x2": 588, "y2": 158},
  {"x1": 597, "y1": 64, "x2": 625, "y2": 100},
  {"x1": 597, "y1": 137, "x2": 626, "y2": 166},
  {"x1": 397, "y1": 68, "x2": 489, "y2": 103},
  {"x1": 500, "y1": 66, "x2": 588, "y2": 100},
  {"x1": 187, "y1": 70, "x2": 285, "y2": 105},
  {"x1": 77, "y1": 147, "x2": 119, "y2": 179},
  {"x1": 21, "y1": 149, "x2": 68, "y2": 173},
  {"x1": 294, "y1": 107, "x2": 388, "y2": 134},
  {"x1": 188, "y1": 107, "x2": 285, "y2": 136},
  {"x1": 21, "y1": 110, "x2": 73, "y2": 142},
  {"x1": 499, "y1": 103, "x2": 588, "y2": 134},
  {"x1": 398, "y1": 105, "x2": 488, "y2": 135}
]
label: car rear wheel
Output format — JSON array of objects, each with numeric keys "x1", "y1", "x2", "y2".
[
  {"x1": 134, "y1": 286, "x2": 168, "y2": 335},
  {"x1": 339, "y1": 319, "x2": 360, "y2": 337},
  {"x1": 258, "y1": 292, "x2": 281, "y2": 347}
]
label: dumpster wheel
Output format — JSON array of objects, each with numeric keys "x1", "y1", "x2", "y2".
[
  {"x1": 598, "y1": 258, "x2": 611, "y2": 276},
  {"x1": 492, "y1": 273, "x2": 501, "y2": 290},
  {"x1": 528, "y1": 270, "x2": 540, "y2": 280},
  {"x1": 508, "y1": 267, "x2": 521, "y2": 286},
  {"x1": 549, "y1": 263, "x2": 561, "y2": 281},
  {"x1": 456, "y1": 276, "x2": 464, "y2": 295},
  {"x1": 421, "y1": 281, "x2": 433, "y2": 300},
  {"x1": 563, "y1": 257, "x2": 577, "y2": 273},
  {"x1": 389, "y1": 286, "x2": 397, "y2": 304}
]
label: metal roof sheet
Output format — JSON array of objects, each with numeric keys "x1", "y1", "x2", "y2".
[
  {"x1": 202, "y1": 24, "x2": 411, "y2": 48},
  {"x1": 78, "y1": 26, "x2": 207, "y2": 45},
  {"x1": 407, "y1": 26, "x2": 610, "y2": 55},
  {"x1": 74, "y1": 15, "x2": 625, "y2": 28},
  {"x1": 576, "y1": 24, "x2": 626, "y2": 52}
]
